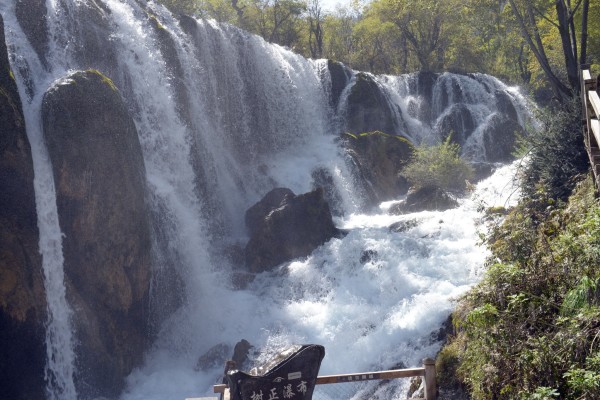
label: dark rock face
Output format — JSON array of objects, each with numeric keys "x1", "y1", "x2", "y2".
[
  {"x1": 388, "y1": 218, "x2": 419, "y2": 233},
  {"x1": 16, "y1": 0, "x2": 118, "y2": 76},
  {"x1": 414, "y1": 71, "x2": 439, "y2": 123},
  {"x1": 327, "y1": 60, "x2": 352, "y2": 110},
  {"x1": 16, "y1": 0, "x2": 49, "y2": 69},
  {"x1": 389, "y1": 187, "x2": 459, "y2": 215},
  {"x1": 435, "y1": 103, "x2": 475, "y2": 144},
  {"x1": 342, "y1": 131, "x2": 413, "y2": 207},
  {"x1": 481, "y1": 114, "x2": 524, "y2": 162},
  {"x1": 245, "y1": 188, "x2": 339, "y2": 273},
  {"x1": 345, "y1": 72, "x2": 400, "y2": 135},
  {"x1": 245, "y1": 188, "x2": 295, "y2": 236},
  {"x1": 42, "y1": 70, "x2": 151, "y2": 398},
  {"x1": 0, "y1": 14, "x2": 47, "y2": 400},
  {"x1": 311, "y1": 168, "x2": 345, "y2": 216}
]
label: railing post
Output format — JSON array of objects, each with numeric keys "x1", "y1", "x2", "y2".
[{"x1": 423, "y1": 358, "x2": 436, "y2": 400}]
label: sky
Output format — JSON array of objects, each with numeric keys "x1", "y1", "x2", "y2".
[{"x1": 319, "y1": 0, "x2": 366, "y2": 13}]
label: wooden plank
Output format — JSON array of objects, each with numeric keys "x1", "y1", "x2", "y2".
[
  {"x1": 214, "y1": 384, "x2": 226, "y2": 394},
  {"x1": 423, "y1": 358, "x2": 436, "y2": 400},
  {"x1": 589, "y1": 91, "x2": 600, "y2": 119},
  {"x1": 315, "y1": 367, "x2": 425, "y2": 385},
  {"x1": 591, "y1": 119, "x2": 600, "y2": 148}
]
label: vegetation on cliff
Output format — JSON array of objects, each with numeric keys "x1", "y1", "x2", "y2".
[{"x1": 438, "y1": 102, "x2": 600, "y2": 399}]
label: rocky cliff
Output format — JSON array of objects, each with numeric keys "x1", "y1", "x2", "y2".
[
  {"x1": 0, "y1": 14, "x2": 48, "y2": 400},
  {"x1": 42, "y1": 69, "x2": 152, "y2": 398}
]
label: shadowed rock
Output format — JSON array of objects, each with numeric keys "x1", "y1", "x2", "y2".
[
  {"x1": 481, "y1": 114, "x2": 523, "y2": 162},
  {"x1": 345, "y1": 72, "x2": 400, "y2": 135},
  {"x1": 342, "y1": 131, "x2": 413, "y2": 207},
  {"x1": 42, "y1": 69, "x2": 151, "y2": 399},
  {"x1": 389, "y1": 187, "x2": 459, "y2": 215},
  {"x1": 0, "y1": 14, "x2": 47, "y2": 400},
  {"x1": 245, "y1": 188, "x2": 340, "y2": 273}
]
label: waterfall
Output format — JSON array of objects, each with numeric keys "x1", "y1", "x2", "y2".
[
  {"x1": 1, "y1": 0, "x2": 532, "y2": 398},
  {"x1": 0, "y1": 1, "x2": 78, "y2": 398}
]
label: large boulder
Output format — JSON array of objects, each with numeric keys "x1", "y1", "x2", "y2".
[
  {"x1": 342, "y1": 131, "x2": 413, "y2": 207},
  {"x1": 245, "y1": 188, "x2": 295, "y2": 237},
  {"x1": 326, "y1": 60, "x2": 352, "y2": 110},
  {"x1": 345, "y1": 72, "x2": 404, "y2": 135},
  {"x1": 389, "y1": 187, "x2": 459, "y2": 215},
  {"x1": 481, "y1": 114, "x2": 524, "y2": 163},
  {"x1": 0, "y1": 14, "x2": 47, "y2": 400},
  {"x1": 245, "y1": 188, "x2": 340, "y2": 273},
  {"x1": 16, "y1": 0, "x2": 118, "y2": 76},
  {"x1": 434, "y1": 103, "x2": 475, "y2": 145},
  {"x1": 42, "y1": 70, "x2": 152, "y2": 398},
  {"x1": 16, "y1": 0, "x2": 48, "y2": 69}
]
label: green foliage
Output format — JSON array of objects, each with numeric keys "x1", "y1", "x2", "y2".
[
  {"x1": 520, "y1": 97, "x2": 589, "y2": 204},
  {"x1": 523, "y1": 386, "x2": 560, "y2": 400},
  {"x1": 445, "y1": 175, "x2": 600, "y2": 400},
  {"x1": 561, "y1": 276, "x2": 600, "y2": 316},
  {"x1": 400, "y1": 137, "x2": 474, "y2": 193},
  {"x1": 153, "y1": 0, "x2": 600, "y2": 90}
]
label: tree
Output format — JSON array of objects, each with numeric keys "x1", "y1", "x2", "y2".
[
  {"x1": 306, "y1": 0, "x2": 324, "y2": 58},
  {"x1": 373, "y1": 0, "x2": 462, "y2": 72},
  {"x1": 246, "y1": 0, "x2": 306, "y2": 48},
  {"x1": 321, "y1": 6, "x2": 358, "y2": 65},
  {"x1": 507, "y1": 0, "x2": 590, "y2": 100}
]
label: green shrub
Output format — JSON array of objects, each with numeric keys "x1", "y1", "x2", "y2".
[
  {"x1": 447, "y1": 175, "x2": 600, "y2": 400},
  {"x1": 520, "y1": 97, "x2": 589, "y2": 204},
  {"x1": 400, "y1": 136, "x2": 474, "y2": 193}
]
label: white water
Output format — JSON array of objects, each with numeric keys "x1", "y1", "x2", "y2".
[
  {"x1": 1, "y1": 0, "x2": 78, "y2": 398},
  {"x1": 120, "y1": 161, "x2": 521, "y2": 400},
  {"x1": 1, "y1": 0, "x2": 529, "y2": 398}
]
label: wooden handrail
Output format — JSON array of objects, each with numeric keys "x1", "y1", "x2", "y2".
[
  {"x1": 580, "y1": 67, "x2": 600, "y2": 190},
  {"x1": 213, "y1": 358, "x2": 436, "y2": 399}
]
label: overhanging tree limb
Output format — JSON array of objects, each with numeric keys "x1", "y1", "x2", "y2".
[{"x1": 508, "y1": 0, "x2": 571, "y2": 99}]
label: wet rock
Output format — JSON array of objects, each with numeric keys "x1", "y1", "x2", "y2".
[
  {"x1": 388, "y1": 218, "x2": 420, "y2": 233},
  {"x1": 481, "y1": 114, "x2": 523, "y2": 162},
  {"x1": 245, "y1": 188, "x2": 295, "y2": 237},
  {"x1": 195, "y1": 343, "x2": 231, "y2": 371},
  {"x1": 345, "y1": 72, "x2": 400, "y2": 135},
  {"x1": 389, "y1": 187, "x2": 459, "y2": 214},
  {"x1": 42, "y1": 69, "x2": 152, "y2": 398},
  {"x1": 16, "y1": 0, "x2": 48, "y2": 69},
  {"x1": 414, "y1": 71, "x2": 439, "y2": 123},
  {"x1": 359, "y1": 249, "x2": 378, "y2": 264},
  {"x1": 245, "y1": 188, "x2": 340, "y2": 272},
  {"x1": 232, "y1": 339, "x2": 253, "y2": 368},
  {"x1": 327, "y1": 60, "x2": 352, "y2": 110},
  {"x1": 435, "y1": 103, "x2": 475, "y2": 145},
  {"x1": 0, "y1": 14, "x2": 47, "y2": 400},
  {"x1": 342, "y1": 131, "x2": 413, "y2": 207},
  {"x1": 311, "y1": 167, "x2": 344, "y2": 216}
]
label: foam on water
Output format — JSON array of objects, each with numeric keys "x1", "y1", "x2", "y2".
[
  {"x1": 121, "y1": 161, "x2": 521, "y2": 400},
  {"x1": 1, "y1": 0, "x2": 526, "y2": 398}
]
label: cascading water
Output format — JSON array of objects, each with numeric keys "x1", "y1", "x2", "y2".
[
  {"x1": 1, "y1": 0, "x2": 533, "y2": 398},
  {"x1": 1, "y1": 0, "x2": 80, "y2": 398}
]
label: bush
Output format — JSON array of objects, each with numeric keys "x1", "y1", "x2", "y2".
[
  {"x1": 400, "y1": 136, "x2": 474, "y2": 193},
  {"x1": 520, "y1": 97, "x2": 589, "y2": 203},
  {"x1": 449, "y1": 176, "x2": 600, "y2": 399}
]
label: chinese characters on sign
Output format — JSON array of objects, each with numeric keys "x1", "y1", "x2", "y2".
[{"x1": 249, "y1": 380, "x2": 308, "y2": 400}]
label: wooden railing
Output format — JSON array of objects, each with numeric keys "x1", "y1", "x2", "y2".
[
  {"x1": 205, "y1": 358, "x2": 437, "y2": 400},
  {"x1": 580, "y1": 66, "x2": 600, "y2": 189}
]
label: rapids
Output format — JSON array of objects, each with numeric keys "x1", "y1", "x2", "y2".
[{"x1": 0, "y1": 0, "x2": 530, "y2": 398}]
